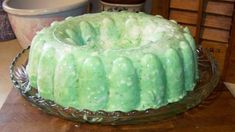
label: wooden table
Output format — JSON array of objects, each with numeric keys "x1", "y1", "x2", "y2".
[{"x1": 0, "y1": 85, "x2": 235, "y2": 132}]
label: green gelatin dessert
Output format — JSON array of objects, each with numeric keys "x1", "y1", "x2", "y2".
[{"x1": 27, "y1": 12, "x2": 198, "y2": 112}]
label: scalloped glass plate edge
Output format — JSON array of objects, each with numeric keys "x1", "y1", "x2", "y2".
[{"x1": 10, "y1": 47, "x2": 220, "y2": 125}]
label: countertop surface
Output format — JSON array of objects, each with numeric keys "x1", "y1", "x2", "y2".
[
  {"x1": 0, "y1": 40, "x2": 21, "y2": 109},
  {"x1": 0, "y1": 85, "x2": 235, "y2": 132}
]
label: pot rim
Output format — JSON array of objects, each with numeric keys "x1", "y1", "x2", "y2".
[
  {"x1": 100, "y1": 1, "x2": 145, "y2": 7},
  {"x1": 3, "y1": 0, "x2": 88, "y2": 16}
]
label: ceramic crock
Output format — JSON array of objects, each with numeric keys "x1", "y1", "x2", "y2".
[
  {"x1": 3, "y1": 0, "x2": 89, "y2": 48},
  {"x1": 100, "y1": 0, "x2": 145, "y2": 12}
]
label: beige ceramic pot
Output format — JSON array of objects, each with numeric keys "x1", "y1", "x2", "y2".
[{"x1": 3, "y1": 0, "x2": 88, "y2": 48}]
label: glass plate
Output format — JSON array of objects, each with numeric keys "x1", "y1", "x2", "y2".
[{"x1": 10, "y1": 47, "x2": 220, "y2": 125}]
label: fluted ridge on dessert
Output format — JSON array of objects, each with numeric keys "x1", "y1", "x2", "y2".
[{"x1": 27, "y1": 12, "x2": 198, "y2": 112}]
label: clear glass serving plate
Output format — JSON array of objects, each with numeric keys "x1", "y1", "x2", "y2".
[{"x1": 10, "y1": 47, "x2": 220, "y2": 125}]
